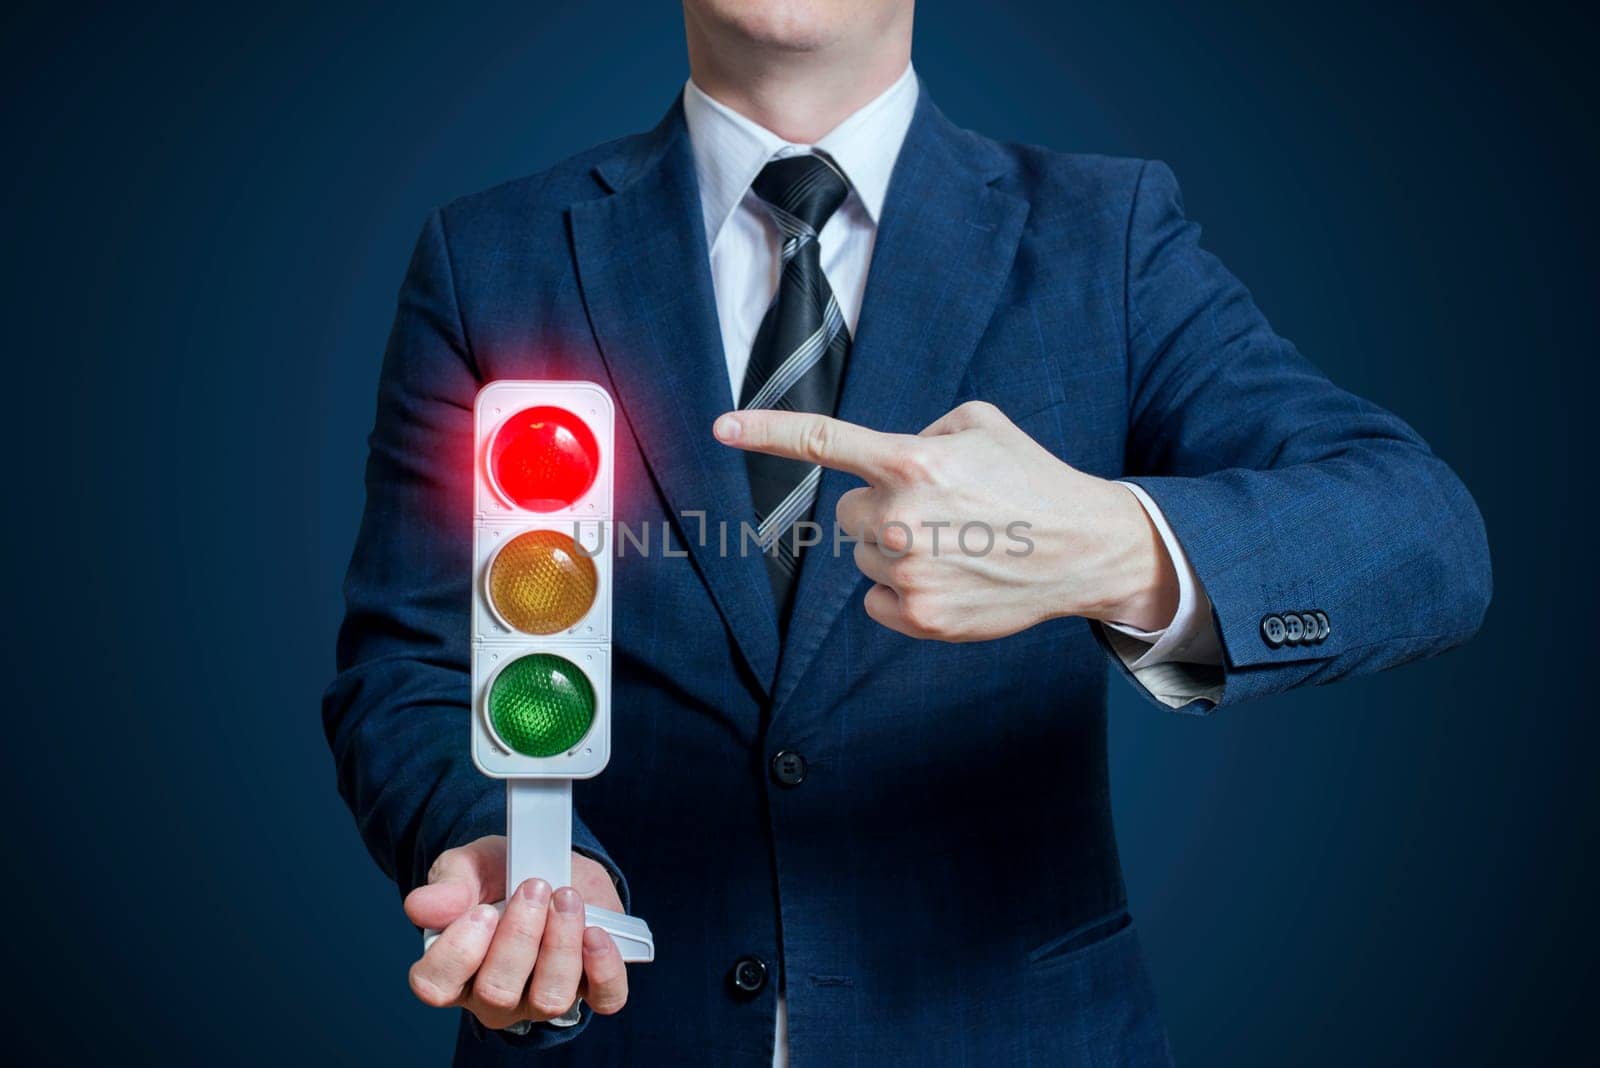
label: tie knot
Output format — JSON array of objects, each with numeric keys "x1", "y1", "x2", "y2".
[{"x1": 751, "y1": 153, "x2": 850, "y2": 236}]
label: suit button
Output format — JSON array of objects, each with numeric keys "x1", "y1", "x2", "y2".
[
  {"x1": 1315, "y1": 610, "x2": 1330, "y2": 640},
  {"x1": 770, "y1": 750, "x2": 807, "y2": 787},
  {"x1": 729, "y1": 956, "x2": 768, "y2": 996},
  {"x1": 1300, "y1": 612, "x2": 1321, "y2": 642},
  {"x1": 1261, "y1": 615, "x2": 1287, "y2": 647},
  {"x1": 1283, "y1": 614, "x2": 1305, "y2": 643}
]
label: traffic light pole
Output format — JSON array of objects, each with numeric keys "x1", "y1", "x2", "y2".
[
  {"x1": 506, "y1": 778, "x2": 574, "y2": 890},
  {"x1": 506, "y1": 778, "x2": 655, "y2": 963}
]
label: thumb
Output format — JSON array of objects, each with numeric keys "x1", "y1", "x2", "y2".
[
  {"x1": 918, "y1": 400, "x2": 1008, "y2": 437},
  {"x1": 404, "y1": 835, "x2": 507, "y2": 930}
]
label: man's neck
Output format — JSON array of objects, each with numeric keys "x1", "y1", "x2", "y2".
[{"x1": 685, "y1": 27, "x2": 911, "y2": 143}]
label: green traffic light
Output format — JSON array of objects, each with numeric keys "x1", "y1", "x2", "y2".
[{"x1": 488, "y1": 653, "x2": 596, "y2": 757}]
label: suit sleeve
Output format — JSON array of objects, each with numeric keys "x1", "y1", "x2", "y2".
[
  {"x1": 1095, "y1": 161, "x2": 1492, "y2": 713},
  {"x1": 321, "y1": 211, "x2": 625, "y2": 1047}
]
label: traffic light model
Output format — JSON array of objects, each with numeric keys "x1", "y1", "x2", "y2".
[{"x1": 455, "y1": 380, "x2": 654, "y2": 963}]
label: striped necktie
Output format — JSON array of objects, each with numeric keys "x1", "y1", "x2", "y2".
[{"x1": 738, "y1": 153, "x2": 853, "y2": 627}]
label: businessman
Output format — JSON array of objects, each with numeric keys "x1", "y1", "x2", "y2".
[{"x1": 324, "y1": 1, "x2": 1491, "y2": 1063}]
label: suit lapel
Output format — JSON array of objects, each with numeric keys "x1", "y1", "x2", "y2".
[
  {"x1": 569, "y1": 103, "x2": 782, "y2": 694},
  {"x1": 771, "y1": 94, "x2": 1030, "y2": 715}
]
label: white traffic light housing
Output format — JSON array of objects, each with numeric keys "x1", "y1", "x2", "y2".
[{"x1": 472, "y1": 383, "x2": 615, "y2": 779}]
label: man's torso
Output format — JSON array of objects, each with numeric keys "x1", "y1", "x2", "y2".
[{"x1": 434, "y1": 97, "x2": 1170, "y2": 1065}]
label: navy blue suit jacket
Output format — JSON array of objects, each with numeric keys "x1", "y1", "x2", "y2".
[{"x1": 324, "y1": 90, "x2": 1490, "y2": 1066}]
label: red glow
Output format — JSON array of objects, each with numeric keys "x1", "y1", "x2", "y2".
[{"x1": 490, "y1": 406, "x2": 601, "y2": 511}]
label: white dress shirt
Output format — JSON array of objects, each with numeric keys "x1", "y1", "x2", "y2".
[{"x1": 681, "y1": 64, "x2": 1223, "y2": 1065}]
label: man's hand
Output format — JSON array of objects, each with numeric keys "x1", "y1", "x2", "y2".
[
  {"x1": 404, "y1": 836, "x2": 629, "y2": 1029},
  {"x1": 714, "y1": 400, "x2": 1179, "y2": 641}
]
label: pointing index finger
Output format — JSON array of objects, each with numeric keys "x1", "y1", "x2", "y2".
[{"x1": 714, "y1": 410, "x2": 902, "y2": 483}]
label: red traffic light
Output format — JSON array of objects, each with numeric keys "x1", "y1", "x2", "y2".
[{"x1": 489, "y1": 406, "x2": 601, "y2": 512}]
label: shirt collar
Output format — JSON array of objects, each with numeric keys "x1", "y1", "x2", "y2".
[{"x1": 682, "y1": 63, "x2": 920, "y2": 250}]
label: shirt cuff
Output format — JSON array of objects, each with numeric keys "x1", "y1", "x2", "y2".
[{"x1": 1103, "y1": 482, "x2": 1223, "y2": 668}]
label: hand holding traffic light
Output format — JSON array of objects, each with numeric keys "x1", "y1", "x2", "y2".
[
  {"x1": 405, "y1": 836, "x2": 630, "y2": 1028},
  {"x1": 714, "y1": 400, "x2": 1179, "y2": 641}
]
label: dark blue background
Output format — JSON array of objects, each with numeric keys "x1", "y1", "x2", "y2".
[{"x1": 3, "y1": 2, "x2": 1593, "y2": 1063}]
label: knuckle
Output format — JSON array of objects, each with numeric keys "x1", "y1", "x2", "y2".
[
  {"x1": 588, "y1": 986, "x2": 629, "y2": 1016},
  {"x1": 499, "y1": 908, "x2": 542, "y2": 943},
  {"x1": 887, "y1": 444, "x2": 936, "y2": 484},
  {"x1": 958, "y1": 399, "x2": 1001, "y2": 423},
  {"x1": 530, "y1": 989, "x2": 574, "y2": 1018},
  {"x1": 877, "y1": 517, "x2": 913, "y2": 553},
  {"x1": 887, "y1": 555, "x2": 926, "y2": 591},
  {"x1": 473, "y1": 978, "x2": 524, "y2": 1012},
  {"x1": 436, "y1": 940, "x2": 483, "y2": 976},
  {"x1": 799, "y1": 419, "x2": 834, "y2": 463},
  {"x1": 898, "y1": 594, "x2": 948, "y2": 638},
  {"x1": 409, "y1": 967, "x2": 455, "y2": 1009}
]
